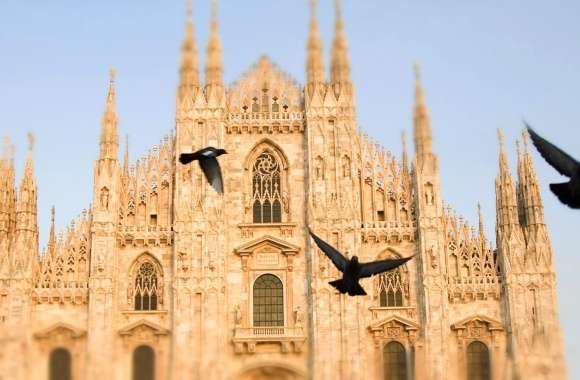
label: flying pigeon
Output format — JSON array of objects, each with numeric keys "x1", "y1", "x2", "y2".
[
  {"x1": 179, "y1": 147, "x2": 227, "y2": 194},
  {"x1": 309, "y1": 229, "x2": 414, "y2": 296},
  {"x1": 526, "y1": 123, "x2": 580, "y2": 208}
]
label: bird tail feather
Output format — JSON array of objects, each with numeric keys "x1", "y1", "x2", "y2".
[
  {"x1": 328, "y1": 279, "x2": 348, "y2": 294},
  {"x1": 349, "y1": 282, "x2": 367, "y2": 296},
  {"x1": 328, "y1": 279, "x2": 367, "y2": 296},
  {"x1": 179, "y1": 153, "x2": 197, "y2": 165}
]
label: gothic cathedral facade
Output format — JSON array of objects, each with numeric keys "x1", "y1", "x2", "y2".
[{"x1": 0, "y1": 2, "x2": 568, "y2": 380}]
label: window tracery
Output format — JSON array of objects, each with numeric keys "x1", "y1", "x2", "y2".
[
  {"x1": 130, "y1": 256, "x2": 163, "y2": 311},
  {"x1": 375, "y1": 252, "x2": 408, "y2": 307},
  {"x1": 252, "y1": 152, "x2": 282, "y2": 223}
]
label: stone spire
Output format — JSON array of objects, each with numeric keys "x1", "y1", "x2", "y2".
[
  {"x1": 99, "y1": 67, "x2": 119, "y2": 161},
  {"x1": 123, "y1": 134, "x2": 129, "y2": 178},
  {"x1": 205, "y1": 0, "x2": 223, "y2": 89},
  {"x1": 330, "y1": 0, "x2": 351, "y2": 86},
  {"x1": 14, "y1": 133, "x2": 38, "y2": 275},
  {"x1": 0, "y1": 137, "x2": 16, "y2": 240},
  {"x1": 477, "y1": 202, "x2": 485, "y2": 240},
  {"x1": 47, "y1": 206, "x2": 56, "y2": 257},
  {"x1": 401, "y1": 131, "x2": 409, "y2": 173},
  {"x1": 413, "y1": 64, "x2": 433, "y2": 163},
  {"x1": 517, "y1": 129, "x2": 545, "y2": 227},
  {"x1": 495, "y1": 129, "x2": 519, "y2": 231},
  {"x1": 306, "y1": 0, "x2": 324, "y2": 85},
  {"x1": 178, "y1": 0, "x2": 199, "y2": 101}
]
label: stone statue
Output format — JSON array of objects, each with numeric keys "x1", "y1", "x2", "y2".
[
  {"x1": 294, "y1": 306, "x2": 304, "y2": 328},
  {"x1": 234, "y1": 304, "x2": 242, "y2": 326},
  {"x1": 100, "y1": 187, "x2": 109, "y2": 210}
]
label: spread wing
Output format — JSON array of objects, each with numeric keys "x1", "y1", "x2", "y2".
[
  {"x1": 526, "y1": 124, "x2": 579, "y2": 177},
  {"x1": 359, "y1": 256, "x2": 414, "y2": 278},
  {"x1": 199, "y1": 157, "x2": 224, "y2": 194},
  {"x1": 309, "y1": 230, "x2": 348, "y2": 273}
]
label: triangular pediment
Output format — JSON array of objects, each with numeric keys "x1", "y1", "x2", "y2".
[
  {"x1": 235, "y1": 235, "x2": 300, "y2": 256},
  {"x1": 34, "y1": 322, "x2": 85, "y2": 339},
  {"x1": 451, "y1": 315, "x2": 503, "y2": 331},
  {"x1": 369, "y1": 315, "x2": 420, "y2": 332},
  {"x1": 228, "y1": 56, "x2": 302, "y2": 113},
  {"x1": 118, "y1": 319, "x2": 169, "y2": 336}
]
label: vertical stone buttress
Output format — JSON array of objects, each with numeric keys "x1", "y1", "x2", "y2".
[
  {"x1": 497, "y1": 130, "x2": 568, "y2": 379},
  {"x1": 411, "y1": 65, "x2": 448, "y2": 380},
  {"x1": 306, "y1": 1, "x2": 363, "y2": 378},
  {"x1": 172, "y1": 0, "x2": 227, "y2": 377},
  {"x1": 86, "y1": 68, "x2": 121, "y2": 380}
]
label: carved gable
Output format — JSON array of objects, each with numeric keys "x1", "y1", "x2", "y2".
[{"x1": 235, "y1": 235, "x2": 299, "y2": 271}]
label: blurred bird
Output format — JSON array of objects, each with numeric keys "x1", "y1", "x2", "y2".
[
  {"x1": 179, "y1": 147, "x2": 227, "y2": 194},
  {"x1": 526, "y1": 123, "x2": 580, "y2": 208},
  {"x1": 309, "y1": 229, "x2": 414, "y2": 296}
]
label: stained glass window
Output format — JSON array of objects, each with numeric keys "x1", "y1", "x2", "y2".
[
  {"x1": 252, "y1": 152, "x2": 282, "y2": 223},
  {"x1": 467, "y1": 341, "x2": 490, "y2": 380},
  {"x1": 383, "y1": 341, "x2": 406, "y2": 380},
  {"x1": 134, "y1": 262, "x2": 159, "y2": 311},
  {"x1": 253, "y1": 274, "x2": 284, "y2": 327}
]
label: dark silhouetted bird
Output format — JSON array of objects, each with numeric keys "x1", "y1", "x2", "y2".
[
  {"x1": 179, "y1": 147, "x2": 227, "y2": 194},
  {"x1": 309, "y1": 229, "x2": 414, "y2": 296},
  {"x1": 526, "y1": 123, "x2": 580, "y2": 208}
]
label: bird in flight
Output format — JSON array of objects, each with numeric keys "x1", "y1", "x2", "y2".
[
  {"x1": 526, "y1": 123, "x2": 580, "y2": 208},
  {"x1": 179, "y1": 147, "x2": 227, "y2": 194},
  {"x1": 309, "y1": 229, "x2": 414, "y2": 296}
]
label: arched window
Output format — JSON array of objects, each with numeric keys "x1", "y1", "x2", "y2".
[
  {"x1": 132, "y1": 345, "x2": 155, "y2": 380},
  {"x1": 252, "y1": 152, "x2": 282, "y2": 223},
  {"x1": 49, "y1": 348, "x2": 71, "y2": 380},
  {"x1": 253, "y1": 274, "x2": 284, "y2": 327},
  {"x1": 383, "y1": 341, "x2": 406, "y2": 380},
  {"x1": 134, "y1": 260, "x2": 160, "y2": 311},
  {"x1": 376, "y1": 255, "x2": 407, "y2": 307},
  {"x1": 467, "y1": 341, "x2": 490, "y2": 380}
]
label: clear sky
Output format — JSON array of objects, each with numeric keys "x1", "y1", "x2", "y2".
[{"x1": 1, "y1": 0, "x2": 579, "y2": 375}]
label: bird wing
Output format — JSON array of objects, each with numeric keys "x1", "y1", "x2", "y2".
[
  {"x1": 199, "y1": 157, "x2": 224, "y2": 194},
  {"x1": 359, "y1": 256, "x2": 414, "y2": 278},
  {"x1": 526, "y1": 124, "x2": 579, "y2": 177},
  {"x1": 309, "y1": 230, "x2": 348, "y2": 273}
]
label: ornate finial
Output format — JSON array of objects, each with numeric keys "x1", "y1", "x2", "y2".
[
  {"x1": 51, "y1": 205, "x2": 55, "y2": 224},
  {"x1": 1, "y1": 136, "x2": 15, "y2": 163},
  {"x1": 522, "y1": 128, "x2": 530, "y2": 152},
  {"x1": 335, "y1": 0, "x2": 343, "y2": 25},
  {"x1": 478, "y1": 202, "x2": 484, "y2": 232},
  {"x1": 109, "y1": 66, "x2": 116, "y2": 84},
  {"x1": 310, "y1": 0, "x2": 317, "y2": 17},
  {"x1": 211, "y1": 0, "x2": 218, "y2": 24},
  {"x1": 186, "y1": 0, "x2": 193, "y2": 22},
  {"x1": 497, "y1": 128, "x2": 505, "y2": 147},
  {"x1": 27, "y1": 132, "x2": 35, "y2": 152},
  {"x1": 414, "y1": 63, "x2": 421, "y2": 83}
]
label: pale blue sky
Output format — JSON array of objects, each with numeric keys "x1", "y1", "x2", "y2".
[{"x1": 1, "y1": 0, "x2": 579, "y2": 375}]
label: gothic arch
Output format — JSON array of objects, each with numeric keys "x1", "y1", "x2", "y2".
[
  {"x1": 244, "y1": 140, "x2": 290, "y2": 223},
  {"x1": 127, "y1": 253, "x2": 164, "y2": 311},
  {"x1": 244, "y1": 139, "x2": 289, "y2": 171},
  {"x1": 373, "y1": 248, "x2": 410, "y2": 308}
]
